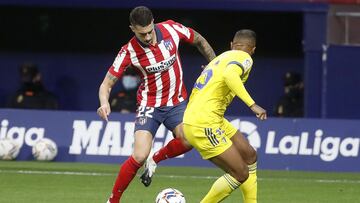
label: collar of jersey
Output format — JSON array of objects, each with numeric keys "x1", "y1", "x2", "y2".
[{"x1": 135, "y1": 24, "x2": 163, "y2": 48}]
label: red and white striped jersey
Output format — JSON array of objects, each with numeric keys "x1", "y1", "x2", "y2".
[{"x1": 108, "y1": 20, "x2": 195, "y2": 107}]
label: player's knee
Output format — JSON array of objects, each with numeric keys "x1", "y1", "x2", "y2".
[
  {"x1": 247, "y1": 147, "x2": 257, "y2": 164},
  {"x1": 238, "y1": 171, "x2": 249, "y2": 183},
  {"x1": 132, "y1": 153, "x2": 148, "y2": 165},
  {"x1": 231, "y1": 165, "x2": 249, "y2": 183}
]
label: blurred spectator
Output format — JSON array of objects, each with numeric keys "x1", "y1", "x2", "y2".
[
  {"x1": 109, "y1": 68, "x2": 140, "y2": 113},
  {"x1": 274, "y1": 71, "x2": 304, "y2": 117},
  {"x1": 6, "y1": 63, "x2": 58, "y2": 109}
]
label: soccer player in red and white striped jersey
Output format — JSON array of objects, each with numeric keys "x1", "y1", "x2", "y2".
[
  {"x1": 97, "y1": 6, "x2": 215, "y2": 203},
  {"x1": 108, "y1": 20, "x2": 193, "y2": 107}
]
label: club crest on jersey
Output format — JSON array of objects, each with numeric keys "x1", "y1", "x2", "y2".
[
  {"x1": 216, "y1": 128, "x2": 225, "y2": 136},
  {"x1": 164, "y1": 40, "x2": 173, "y2": 51},
  {"x1": 136, "y1": 116, "x2": 147, "y2": 125}
]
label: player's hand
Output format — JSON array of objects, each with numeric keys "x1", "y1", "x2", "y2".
[
  {"x1": 250, "y1": 104, "x2": 267, "y2": 120},
  {"x1": 97, "y1": 103, "x2": 111, "y2": 122}
]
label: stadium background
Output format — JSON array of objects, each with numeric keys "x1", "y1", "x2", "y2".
[
  {"x1": 0, "y1": 1, "x2": 359, "y2": 202},
  {"x1": 0, "y1": 0, "x2": 359, "y2": 119}
]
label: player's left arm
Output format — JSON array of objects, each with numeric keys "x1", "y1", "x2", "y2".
[
  {"x1": 169, "y1": 20, "x2": 215, "y2": 62},
  {"x1": 167, "y1": 20, "x2": 216, "y2": 62},
  {"x1": 192, "y1": 30, "x2": 216, "y2": 62},
  {"x1": 223, "y1": 64, "x2": 255, "y2": 106},
  {"x1": 223, "y1": 64, "x2": 267, "y2": 120}
]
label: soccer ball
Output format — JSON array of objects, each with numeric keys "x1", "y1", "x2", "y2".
[
  {"x1": 32, "y1": 138, "x2": 58, "y2": 161},
  {"x1": 155, "y1": 188, "x2": 186, "y2": 203},
  {"x1": 0, "y1": 139, "x2": 21, "y2": 160}
]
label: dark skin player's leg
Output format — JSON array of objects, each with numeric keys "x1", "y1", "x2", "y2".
[
  {"x1": 209, "y1": 144, "x2": 249, "y2": 183},
  {"x1": 230, "y1": 130, "x2": 257, "y2": 165}
]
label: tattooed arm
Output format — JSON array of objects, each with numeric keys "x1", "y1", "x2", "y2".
[
  {"x1": 192, "y1": 30, "x2": 216, "y2": 62},
  {"x1": 97, "y1": 72, "x2": 118, "y2": 121}
]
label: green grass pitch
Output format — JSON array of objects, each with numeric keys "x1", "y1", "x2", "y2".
[{"x1": 0, "y1": 161, "x2": 359, "y2": 203}]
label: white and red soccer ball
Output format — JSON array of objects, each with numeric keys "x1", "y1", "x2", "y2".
[
  {"x1": 156, "y1": 188, "x2": 186, "y2": 203},
  {"x1": 0, "y1": 138, "x2": 21, "y2": 160},
  {"x1": 32, "y1": 138, "x2": 58, "y2": 161}
]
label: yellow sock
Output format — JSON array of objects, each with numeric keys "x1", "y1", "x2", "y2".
[
  {"x1": 240, "y1": 162, "x2": 258, "y2": 203},
  {"x1": 200, "y1": 174, "x2": 240, "y2": 203}
]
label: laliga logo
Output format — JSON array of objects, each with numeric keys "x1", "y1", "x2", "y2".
[
  {"x1": 230, "y1": 119, "x2": 261, "y2": 150},
  {"x1": 0, "y1": 119, "x2": 45, "y2": 147}
]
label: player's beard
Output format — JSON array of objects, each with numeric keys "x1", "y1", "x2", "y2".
[{"x1": 145, "y1": 39, "x2": 153, "y2": 45}]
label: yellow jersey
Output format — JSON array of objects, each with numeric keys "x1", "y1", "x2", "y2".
[{"x1": 183, "y1": 50, "x2": 255, "y2": 127}]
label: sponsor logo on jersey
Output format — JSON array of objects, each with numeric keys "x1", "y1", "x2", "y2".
[{"x1": 145, "y1": 54, "x2": 176, "y2": 73}]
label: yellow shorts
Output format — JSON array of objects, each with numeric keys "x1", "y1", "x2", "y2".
[{"x1": 184, "y1": 119, "x2": 237, "y2": 159}]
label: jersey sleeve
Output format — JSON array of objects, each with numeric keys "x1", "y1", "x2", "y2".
[
  {"x1": 241, "y1": 57, "x2": 253, "y2": 73},
  {"x1": 108, "y1": 47, "x2": 131, "y2": 78},
  {"x1": 167, "y1": 20, "x2": 195, "y2": 43},
  {"x1": 227, "y1": 56, "x2": 253, "y2": 77},
  {"x1": 223, "y1": 63, "x2": 255, "y2": 107}
]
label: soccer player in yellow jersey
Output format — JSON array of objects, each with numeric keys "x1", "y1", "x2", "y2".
[{"x1": 183, "y1": 29, "x2": 267, "y2": 203}]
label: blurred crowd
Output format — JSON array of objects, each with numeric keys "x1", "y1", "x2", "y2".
[
  {"x1": 274, "y1": 71, "x2": 304, "y2": 117},
  {"x1": 5, "y1": 63, "x2": 304, "y2": 117},
  {"x1": 6, "y1": 63, "x2": 58, "y2": 110},
  {"x1": 5, "y1": 63, "x2": 140, "y2": 114}
]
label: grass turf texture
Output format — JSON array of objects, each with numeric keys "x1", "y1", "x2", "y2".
[{"x1": 0, "y1": 161, "x2": 359, "y2": 203}]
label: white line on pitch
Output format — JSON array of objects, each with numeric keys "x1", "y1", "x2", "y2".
[{"x1": 0, "y1": 169, "x2": 359, "y2": 184}]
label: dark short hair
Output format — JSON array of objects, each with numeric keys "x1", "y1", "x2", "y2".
[
  {"x1": 129, "y1": 6, "x2": 153, "y2": 27},
  {"x1": 233, "y1": 29, "x2": 256, "y2": 46}
]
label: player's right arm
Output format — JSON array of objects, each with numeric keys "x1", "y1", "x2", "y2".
[
  {"x1": 223, "y1": 63, "x2": 267, "y2": 120},
  {"x1": 97, "y1": 72, "x2": 118, "y2": 121},
  {"x1": 98, "y1": 47, "x2": 131, "y2": 121}
]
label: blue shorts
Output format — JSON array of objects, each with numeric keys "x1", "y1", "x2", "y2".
[{"x1": 134, "y1": 100, "x2": 187, "y2": 137}]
